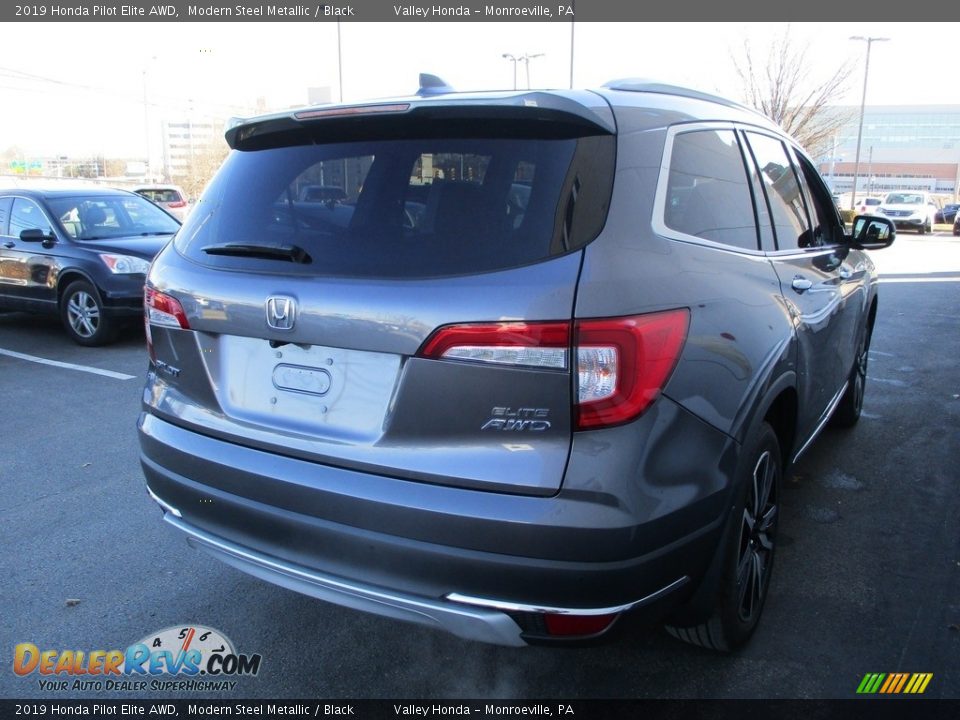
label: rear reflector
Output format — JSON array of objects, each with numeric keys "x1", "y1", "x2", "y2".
[{"x1": 543, "y1": 612, "x2": 619, "y2": 637}]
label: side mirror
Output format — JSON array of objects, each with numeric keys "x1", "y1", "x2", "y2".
[
  {"x1": 20, "y1": 228, "x2": 57, "y2": 247},
  {"x1": 850, "y1": 215, "x2": 895, "y2": 250}
]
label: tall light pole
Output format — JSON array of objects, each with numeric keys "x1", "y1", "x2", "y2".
[
  {"x1": 520, "y1": 53, "x2": 544, "y2": 90},
  {"x1": 502, "y1": 53, "x2": 518, "y2": 90},
  {"x1": 142, "y1": 55, "x2": 157, "y2": 181},
  {"x1": 337, "y1": 22, "x2": 343, "y2": 102},
  {"x1": 568, "y1": 1, "x2": 575, "y2": 89},
  {"x1": 849, "y1": 36, "x2": 889, "y2": 211}
]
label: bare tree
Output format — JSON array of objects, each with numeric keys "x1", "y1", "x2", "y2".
[
  {"x1": 732, "y1": 27, "x2": 857, "y2": 158},
  {"x1": 176, "y1": 138, "x2": 230, "y2": 201}
]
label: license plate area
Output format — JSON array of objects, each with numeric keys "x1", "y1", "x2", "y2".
[{"x1": 203, "y1": 334, "x2": 401, "y2": 443}]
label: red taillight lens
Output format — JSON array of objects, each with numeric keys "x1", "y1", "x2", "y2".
[
  {"x1": 574, "y1": 309, "x2": 689, "y2": 430},
  {"x1": 167, "y1": 200, "x2": 186, "y2": 208},
  {"x1": 144, "y1": 287, "x2": 189, "y2": 330},
  {"x1": 418, "y1": 321, "x2": 570, "y2": 370},
  {"x1": 543, "y1": 612, "x2": 619, "y2": 637},
  {"x1": 416, "y1": 309, "x2": 689, "y2": 431}
]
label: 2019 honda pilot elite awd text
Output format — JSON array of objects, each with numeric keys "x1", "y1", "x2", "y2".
[{"x1": 138, "y1": 80, "x2": 895, "y2": 650}]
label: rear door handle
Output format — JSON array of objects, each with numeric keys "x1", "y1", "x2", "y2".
[{"x1": 791, "y1": 276, "x2": 813, "y2": 293}]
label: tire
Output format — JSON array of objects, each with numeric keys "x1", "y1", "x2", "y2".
[
  {"x1": 665, "y1": 422, "x2": 781, "y2": 651},
  {"x1": 831, "y1": 325, "x2": 871, "y2": 428},
  {"x1": 60, "y1": 280, "x2": 117, "y2": 346},
  {"x1": 918, "y1": 221, "x2": 927, "y2": 235}
]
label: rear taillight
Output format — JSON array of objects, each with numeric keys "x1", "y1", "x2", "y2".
[
  {"x1": 417, "y1": 309, "x2": 689, "y2": 430},
  {"x1": 167, "y1": 200, "x2": 187, "y2": 209},
  {"x1": 144, "y1": 287, "x2": 189, "y2": 329},
  {"x1": 574, "y1": 310, "x2": 689, "y2": 429},
  {"x1": 419, "y1": 322, "x2": 570, "y2": 370},
  {"x1": 144, "y1": 286, "x2": 189, "y2": 363}
]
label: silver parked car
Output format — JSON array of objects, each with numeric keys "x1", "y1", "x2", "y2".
[
  {"x1": 133, "y1": 184, "x2": 191, "y2": 222},
  {"x1": 139, "y1": 80, "x2": 894, "y2": 649}
]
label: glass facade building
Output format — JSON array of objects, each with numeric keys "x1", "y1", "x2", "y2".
[{"x1": 816, "y1": 105, "x2": 960, "y2": 199}]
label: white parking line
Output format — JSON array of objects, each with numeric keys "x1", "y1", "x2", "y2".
[{"x1": 0, "y1": 347, "x2": 137, "y2": 380}]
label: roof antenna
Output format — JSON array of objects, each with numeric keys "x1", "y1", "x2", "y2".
[{"x1": 417, "y1": 73, "x2": 455, "y2": 96}]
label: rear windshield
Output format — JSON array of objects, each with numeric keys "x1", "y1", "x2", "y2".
[{"x1": 175, "y1": 134, "x2": 613, "y2": 278}]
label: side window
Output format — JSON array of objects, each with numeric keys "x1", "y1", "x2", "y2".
[
  {"x1": 792, "y1": 149, "x2": 844, "y2": 247},
  {"x1": 0, "y1": 197, "x2": 12, "y2": 236},
  {"x1": 744, "y1": 132, "x2": 813, "y2": 250},
  {"x1": 9, "y1": 198, "x2": 53, "y2": 237},
  {"x1": 664, "y1": 128, "x2": 759, "y2": 251}
]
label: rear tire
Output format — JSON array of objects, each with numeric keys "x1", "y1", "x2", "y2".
[
  {"x1": 832, "y1": 326, "x2": 871, "y2": 428},
  {"x1": 60, "y1": 280, "x2": 117, "y2": 346},
  {"x1": 665, "y1": 422, "x2": 781, "y2": 651}
]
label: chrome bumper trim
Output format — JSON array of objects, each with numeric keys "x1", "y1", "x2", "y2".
[
  {"x1": 161, "y1": 511, "x2": 527, "y2": 647},
  {"x1": 446, "y1": 575, "x2": 689, "y2": 616}
]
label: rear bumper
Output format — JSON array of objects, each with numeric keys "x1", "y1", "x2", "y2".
[
  {"x1": 138, "y1": 397, "x2": 738, "y2": 645},
  {"x1": 152, "y1": 500, "x2": 686, "y2": 646}
]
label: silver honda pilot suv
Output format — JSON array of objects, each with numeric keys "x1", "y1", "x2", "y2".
[{"x1": 139, "y1": 79, "x2": 894, "y2": 649}]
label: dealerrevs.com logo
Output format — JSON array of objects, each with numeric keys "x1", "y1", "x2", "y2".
[{"x1": 13, "y1": 625, "x2": 262, "y2": 692}]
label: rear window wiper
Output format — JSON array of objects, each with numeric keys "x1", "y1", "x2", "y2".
[{"x1": 201, "y1": 243, "x2": 312, "y2": 264}]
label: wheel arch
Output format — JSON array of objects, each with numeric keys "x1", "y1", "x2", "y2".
[{"x1": 56, "y1": 269, "x2": 101, "y2": 306}]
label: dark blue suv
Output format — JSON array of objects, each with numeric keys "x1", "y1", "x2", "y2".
[{"x1": 0, "y1": 186, "x2": 179, "y2": 345}]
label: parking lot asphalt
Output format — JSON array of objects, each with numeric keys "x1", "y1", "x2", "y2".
[{"x1": 1, "y1": 234, "x2": 958, "y2": 701}]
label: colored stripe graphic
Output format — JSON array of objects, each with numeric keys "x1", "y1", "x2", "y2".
[
  {"x1": 857, "y1": 673, "x2": 886, "y2": 694},
  {"x1": 857, "y1": 673, "x2": 932, "y2": 694}
]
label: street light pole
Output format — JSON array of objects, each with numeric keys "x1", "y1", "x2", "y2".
[
  {"x1": 849, "y1": 35, "x2": 889, "y2": 212},
  {"x1": 337, "y1": 21, "x2": 343, "y2": 103},
  {"x1": 520, "y1": 53, "x2": 544, "y2": 90},
  {"x1": 502, "y1": 53, "x2": 518, "y2": 90}
]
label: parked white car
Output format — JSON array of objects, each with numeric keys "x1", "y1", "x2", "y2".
[{"x1": 878, "y1": 191, "x2": 940, "y2": 234}]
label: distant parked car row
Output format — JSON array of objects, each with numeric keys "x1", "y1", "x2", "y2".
[
  {"x1": 935, "y1": 203, "x2": 959, "y2": 225},
  {"x1": 850, "y1": 192, "x2": 943, "y2": 234}
]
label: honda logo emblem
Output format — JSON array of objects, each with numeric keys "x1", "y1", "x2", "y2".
[{"x1": 265, "y1": 296, "x2": 296, "y2": 331}]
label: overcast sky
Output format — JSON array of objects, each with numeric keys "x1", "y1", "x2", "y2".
[{"x1": 0, "y1": 22, "x2": 950, "y2": 162}]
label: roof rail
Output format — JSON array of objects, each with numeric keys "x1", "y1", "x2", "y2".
[
  {"x1": 417, "y1": 73, "x2": 456, "y2": 97},
  {"x1": 602, "y1": 78, "x2": 765, "y2": 118}
]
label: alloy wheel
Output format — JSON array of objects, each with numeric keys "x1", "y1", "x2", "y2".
[
  {"x1": 67, "y1": 290, "x2": 100, "y2": 338},
  {"x1": 736, "y1": 450, "x2": 778, "y2": 623}
]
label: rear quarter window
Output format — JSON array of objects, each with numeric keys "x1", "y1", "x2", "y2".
[{"x1": 662, "y1": 128, "x2": 759, "y2": 251}]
